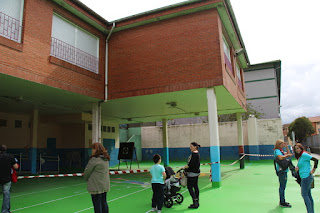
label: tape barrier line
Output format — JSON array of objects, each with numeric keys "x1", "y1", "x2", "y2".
[
  {"x1": 17, "y1": 154, "x2": 272, "y2": 180},
  {"x1": 18, "y1": 169, "x2": 150, "y2": 180}
]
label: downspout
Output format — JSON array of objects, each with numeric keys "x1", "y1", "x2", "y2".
[{"x1": 105, "y1": 22, "x2": 116, "y2": 101}]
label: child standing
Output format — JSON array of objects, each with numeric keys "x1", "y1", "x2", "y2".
[{"x1": 150, "y1": 154, "x2": 166, "y2": 213}]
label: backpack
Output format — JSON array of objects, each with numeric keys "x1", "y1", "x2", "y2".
[{"x1": 274, "y1": 157, "x2": 292, "y2": 171}]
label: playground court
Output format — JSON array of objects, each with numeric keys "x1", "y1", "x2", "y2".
[{"x1": 4, "y1": 159, "x2": 320, "y2": 213}]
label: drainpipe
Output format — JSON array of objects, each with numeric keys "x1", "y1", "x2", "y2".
[{"x1": 105, "y1": 22, "x2": 116, "y2": 101}]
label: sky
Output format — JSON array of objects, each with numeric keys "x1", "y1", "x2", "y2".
[{"x1": 79, "y1": 0, "x2": 320, "y2": 124}]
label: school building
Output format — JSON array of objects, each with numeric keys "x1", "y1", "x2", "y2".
[{"x1": 0, "y1": 0, "x2": 249, "y2": 187}]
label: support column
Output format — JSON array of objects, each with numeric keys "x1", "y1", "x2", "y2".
[
  {"x1": 162, "y1": 119, "x2": 169, "y2": 167},
  {"x1": 248, "y1": 116, "x2": 259, "y2": 160},
  {"x1": 237, "y1": 112, "x2": 245, "y2": 169},
  {"x1": 207, "y1": 88, "x2": 221, "y2": 188},
  {"x1": 92, "y1": 103, "x2": 101, "y2": 144},
  {"x1": 31, "y1": 109, "x2": 38, "y2": 174}
]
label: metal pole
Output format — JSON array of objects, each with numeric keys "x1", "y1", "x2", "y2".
[
  {"x1": 39, "y1": 153, "x2": 41, "y2": 174},
  {"x1": 58, "y1": 155, "x2": 60, "y2": 174}
]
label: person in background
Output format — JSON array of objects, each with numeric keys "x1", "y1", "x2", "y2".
[
  {"x1": 0, "y1": 145, "x2": 19, "y2": 213},
  {"x1": 294, "y1": 143, "x2": 318, "y2": 213},
  {"x1": 274, "y1": 139, "x2": 293, "y2": 208},
  {"x1": 306, "y1": 146, "x2": 311, "y2": 154},
  {"x1": 184, "y1": 142, "x2": 201, "y2": 209},
  {"x1": 84, "y1": 143, "x2": 110, "y2": 213},
  {"x1": 150, "y1": 154, "x2": 166, "y2": 213}
]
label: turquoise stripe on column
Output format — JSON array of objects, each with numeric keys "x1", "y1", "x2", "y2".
[
  {"x1": 30, "y1": 148, "x2": 37, "y2": 174},
  {"x1": 210, "y1": 146, "x2": 221, "y2": 183},
  {"x1": 163, "y1": 147, "x2": 169, "y2": 166}
]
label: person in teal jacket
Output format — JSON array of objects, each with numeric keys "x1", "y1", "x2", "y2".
[
  {"x1": 274, "y1": 139, "x2": 293, "y2": 208},
  {"x1": 294, "y1": 143, "x2": 318, "y2": 213},
  {"x1": 150, "y1": 154, "x2": 166, "y2": 213}
]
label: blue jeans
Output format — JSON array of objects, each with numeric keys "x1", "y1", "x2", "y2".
[
  {"x1": 91, "y1": 192, "x2": 108, "y2": 213},
  {"x1": 278, "y1": 171, "x2": 287, "y2": 203},
  {"x1": 301, "y1": 175, "x2": 314, "y2": 213},
  {"x1": 1, "y1": 181, "x2": 11, "y2": 213}
]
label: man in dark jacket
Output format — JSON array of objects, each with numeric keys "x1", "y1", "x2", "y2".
[{"x1": 0, "y1": 145, "x2": 19, "y2": 213}]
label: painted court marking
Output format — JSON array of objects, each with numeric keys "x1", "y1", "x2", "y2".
[
  {"x1": 74, "y1": 187, "x2": 151, "y2": 213},
  {"x1": 11, "y1": 192, "x2": 88, "y2": 212},
  {"x1": 0, "y1": 183, "x2": 86, "y2": 201}
]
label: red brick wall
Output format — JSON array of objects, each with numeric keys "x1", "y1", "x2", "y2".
[
  {"x1": 108, "y1": 9, "x2": 224, "y2": 99},
  {"x1": 0, "y1": 0, "x2": 106, "y2": 99}
]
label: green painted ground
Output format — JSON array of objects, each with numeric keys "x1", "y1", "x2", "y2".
[{"x1": 3, "y1": 160, "x2": 320, "y2": 212}]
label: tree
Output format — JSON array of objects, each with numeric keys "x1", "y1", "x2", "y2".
[
  {"x1": 288, "y1": 116, "x2": 315, "y2": 142},
  {"x1": 218, "y1": 103, "x2": 265, "y2": 122}
]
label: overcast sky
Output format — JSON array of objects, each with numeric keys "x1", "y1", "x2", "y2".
[{"x1": 80, "y1": 0, "x2": 320, "y2": 124}]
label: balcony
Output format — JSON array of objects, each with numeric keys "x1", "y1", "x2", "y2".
[
  {"x1": 50, "y1": 37, "x2": 99, "y2": 74},
  {"x1": 0, "y1": 11, "x2": 21, "y2": 43}
]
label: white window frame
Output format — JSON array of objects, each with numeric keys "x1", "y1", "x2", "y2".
[
  {"x1": 51, "y1": 13, "x2": 99, "y2": 73},
  {"x1": 0, "y1": 0, "x2": 24, "y2": 43},
  {"x1": 223, "y1": 36, "x2": 231, "y2": 62}
]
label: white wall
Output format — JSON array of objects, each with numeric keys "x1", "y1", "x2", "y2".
[{"x1": 141, "y1": 118, "x2": 282, "y2": 148}]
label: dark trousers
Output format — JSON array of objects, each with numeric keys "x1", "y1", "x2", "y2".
[
  {"x1": 152, "y1": 183, "x2": 164, "y2": 210},
  {"x1": 91, "y1": 192, "x2": 109, "y2": 213},
  {"x1": 187, "y1": 176, "x2": 199, "y2": 200}
]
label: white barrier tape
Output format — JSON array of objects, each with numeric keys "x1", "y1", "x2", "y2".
[{"x1": 18, "y1": 169, "x2": 151, "y2": 179}]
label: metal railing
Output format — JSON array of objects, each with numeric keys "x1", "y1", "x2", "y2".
[
  {"x1": 50, "y1": 37, "x2": 99, "y2": 73},
  {"x1": 0, "y1": 11, "x2": 21, "y2": 43}
]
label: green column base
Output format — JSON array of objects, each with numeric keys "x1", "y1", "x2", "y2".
[{"x1": 212, "y1": 181, "x2": 221, "y2": 188}]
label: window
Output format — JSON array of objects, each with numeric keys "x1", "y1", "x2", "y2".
[
  {"x1": 0, "y1": 0, "x2": 24, "y2": 43},
  {"x1": 15, "y1": 120, "x2": 22, "y2": 128},
  {"x1": 0, "y1": 119, "x2": 7, "y2": 127},
  {"x1": 223, "y1": 36, "x2": 233, "y2": 75},
  {"x1": 236, "y1": 63, "x2": 243, "y2": 90},
  {"x1": 88, "y1": 123, "x2": 92, "y2": 131},
  {"x1": 51, "y1": 14, "x2": 99, "y2": 73},
  {"x1": 112, "y1": 127, "x2": 115, "y2": 133},
  {"x1": 223, "y1": 36, "x2": 231, "y2": 61}
]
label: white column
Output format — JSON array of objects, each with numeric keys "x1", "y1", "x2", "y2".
[
  {"x1": 162, "y1": 119, "x2": 169, "y2": 166},
  {"x1": 248, "y1": 116, "x2": 259, "y2": 160},
  {"x1": 207, "y1": 88, "x2": 221, "y2": 188},
  {"x1": 237, "y1": 112, "x2": 244, "y2": 169},
  {"x1": 92, "y1": 102, "x2": 101, "y2": 144}
]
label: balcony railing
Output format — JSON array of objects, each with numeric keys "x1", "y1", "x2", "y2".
[
  {"x1": 50, "y1": 37, "x2": 99, "y2": 74},
  {"x1": 224, "y1": 53, "x2": 234, "y2": 76},
  {"x1": 0, "y1": 11, "x2": 21, "y2": 43}
]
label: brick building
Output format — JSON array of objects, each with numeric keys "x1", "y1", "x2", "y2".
[{"x1": 0, "y1": 0, "x2": 249, "y2": 186}]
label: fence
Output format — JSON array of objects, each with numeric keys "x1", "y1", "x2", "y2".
[
  {"x1": 0, "y1": 11, "x2": 21, "y2": 43},
  {"x1": 12, "y1": 153, "x2": 60, "y2": 174},
  {"x1": 50, "y1": 37, "x2": 99, "y2": 73},
  {"x1": 305, "y1": 135, "x2": 320, "y2": 148}
]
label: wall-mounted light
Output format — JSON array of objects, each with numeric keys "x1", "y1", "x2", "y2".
[{"x1": 234, "y1": 48, "x2": 244, "y2": 57}]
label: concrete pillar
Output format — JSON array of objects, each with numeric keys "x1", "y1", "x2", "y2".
[
  {"x1": 92, "y1": 102, "x2": 101, "y2": 144},
  {"x1": 31, "y1": 109, "x2": 38, "y2": 174},
  {"x1": 207, "y1": 88, "x2": 221, "y2": 188},
  {"x1": 248, "y1": 116, "x2": 259, "y2": 160},
  {"x1": 237, "y1": 112, "x2": 245, "y2": 169},
  {"x1": 162, "y1": 119, "x2": 169, "y2": 166}
]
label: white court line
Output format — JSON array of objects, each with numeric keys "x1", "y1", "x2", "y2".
[
  {"x1": 11, "y1": 192, "x2": 87, "y2": 212},
  {"x1": 74, "y1": 187, "x2": 151, "y2": 213},
  {"x1": 0, "y1": 183, "x2": 86, "y2": 201}
]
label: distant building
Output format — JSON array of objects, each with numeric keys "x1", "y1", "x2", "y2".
[
  {"x1": 308, "y1": 116, "x2": 320, "y2": 135},
  {"x1": 244, "y1": 60, "x2": 281, "y2": 119}
]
